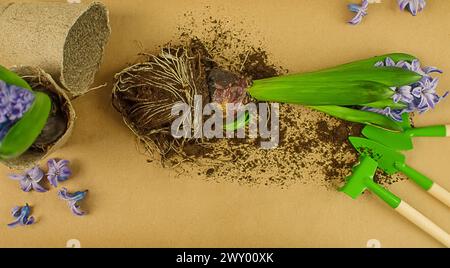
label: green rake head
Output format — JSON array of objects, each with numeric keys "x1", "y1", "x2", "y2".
[{"x1": 340, "y1": 156, "x2": 378, "y2": 199}]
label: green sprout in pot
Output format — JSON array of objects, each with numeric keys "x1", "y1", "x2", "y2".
[
  {"x1": 113, "y1": 40, "x2": 446, "y2": 159},
  {"x1": 0, "y1": 66, "x2": 67, "y2": 160}
]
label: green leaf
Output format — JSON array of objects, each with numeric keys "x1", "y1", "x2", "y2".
[
  {"x1": 224, "y1": 111, "x2": 250, "y2": 132},
  {"x1": 310, "y1": 105, "x2": 403, "y2": 131},
  {"x1": 0, "y1": 65, "x2": 32, "y2": 90},
  {"x1": 0, "y1": 92, "x2": 52, "y2": 159},
  {"x1": 249, "y1": 54, "x2": 420, "y2": 106},
  {"x1": 249, "y1": 80, "x2": 394, "y2": 106},
  {"x1": 256, "y1": 67, "x2": 421, "y2": 88},
  {"x1": 312, "y1": 53, "x2": 417, "y2": 74}
]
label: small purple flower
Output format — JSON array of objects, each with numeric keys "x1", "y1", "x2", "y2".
[
  {"x1": 348, "y1": 0, "x2": 369, "y2": 25},
  {"x1": 0, "y1": 80, "x2": 35, "y2": 140},
  {"x1": 7, "y1": 204, "x2": 35, "y2": 228},
  {"x1": 398, "y1": 0, "x2": 426, "y2": 16},
  {"x1": 9, "y1": 166, "x2": 47, "y2": 193},
  {"x1": 58, "y1": 188, "x2": 88, "y2": 216},
  {"x1": 47, "y1": 159, "x2": 72, "y2": 187}
]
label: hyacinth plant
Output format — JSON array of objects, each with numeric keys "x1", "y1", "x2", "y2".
[
  {"x1": 0, "y1": 65, "x2": 51, "y2": 159},
  {"x1": 348, "y1": 0, "x2": 428, "y2": 25},
  {"x1": 245, "y1": 53, "x2": 447, "y2": 131}
]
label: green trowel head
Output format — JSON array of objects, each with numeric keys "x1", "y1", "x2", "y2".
[
  {"x1": 340, "y1": 156, "x2": 378, "y2": 199},
  {"x1": 362, "y1": 113, "x2": 414, "y2": 151},
  {"x1": 362, "y1": 113, "x2": 414, "y2": 150},
  {"x1": 349, "y1": 137, "x2": 406, "y2": 175},
  {"x1": 362, "y1": 125, "x2": 413, "y2": 151}
]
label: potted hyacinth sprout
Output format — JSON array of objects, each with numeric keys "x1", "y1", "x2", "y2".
[
  {"x1": 0, "y1": 65, "x2": 71, "y2": 163},
  {"x1": 113, "y1": 39, "x2": 447, "y2": 159}
]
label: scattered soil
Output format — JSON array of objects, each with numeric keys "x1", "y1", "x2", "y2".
[
  {"x1": 175, "y1": 9, "x2": 404, "y2": 188},
  {"x1": 115, "y1": 6, "x2": 405, "y2": 189}
]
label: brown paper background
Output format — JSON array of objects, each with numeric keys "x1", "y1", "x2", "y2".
[{"x1": 0, "y1": 0, "x2": 449, "y2": 248}]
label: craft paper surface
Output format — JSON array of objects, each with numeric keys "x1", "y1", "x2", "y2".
[{"x1": 0, "y1": 0, "x2": 449, "y2": 248}]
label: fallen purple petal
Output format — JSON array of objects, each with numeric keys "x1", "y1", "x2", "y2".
[
  {"x1": 9, "y1": 166, "x2": 47, "y2": 193},
  {"x1": 58, "y1": 188, "x2": 88, "y2": 216},
  {"x1": 7, "y1": 204, "x2": 35, "y2": 228},
  {"x1": 348, "y1": 0, "x2": 369, "y2": 25},
  {"x1": 398, "y1": 0, "x2": 426, "y2": 16},
  {"x1": 47, "y1": 159, "x2": 72, "y2": 187}
]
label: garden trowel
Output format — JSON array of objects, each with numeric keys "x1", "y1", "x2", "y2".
[
  {"x1": 362, "y1": 114, "x2": 449, "y2": 151},
  {"x1": 341, "y1": 156, "x2": 450, "y2": 247},
  {"x1": 349, "y1": 137, "x2": 450, "y2": 207}
]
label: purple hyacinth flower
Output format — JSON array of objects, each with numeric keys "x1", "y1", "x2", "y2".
[
  {"x1": 58, "y1": 187, "x2": 88, "y2": 216},
  {"x1": 8, "y1": 204, "x2": 35, "y2": 228},
  {"x1": 0, "y1": 80, "x2": 35, "y2": 140},
  {"x1": 0, "y1": 80, "x2": 34, "y2": 123},
  {"x1": 369, "y1": 57, "x2": 448, "y2": 120},
  {"x1": 9, "y1": 166, "x2": 47, "y2": 193},
  {"x1": 47, "y1": 159, "x2": 72, "y2": 187},
  {"x1": 398, "y1": 0, "x2": 426, "y2": 16},
  {"x1": 348, "y1": 0, "x2": 369, "y2": 25}
]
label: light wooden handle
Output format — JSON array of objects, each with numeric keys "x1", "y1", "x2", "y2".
[
  {"x1": 429, "y1": 183, "x2": 450, "y2": 207},
  {"x1": 396, "y1": 201, "x2": 450, "y2": 247},
  {"x1": 446, "y1": 125, "x2": 450, "y2": 137}
]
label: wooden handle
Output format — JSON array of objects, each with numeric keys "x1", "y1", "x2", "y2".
[
  {"x1": 429, "y1": 183, "x2": 450, "y2": 207},
  {"x1": 446, "y1": 125, "x2": 450, "y2": 137},
  {"x1": 396, "y1": 201, "x2": 450, "y2": 247}
]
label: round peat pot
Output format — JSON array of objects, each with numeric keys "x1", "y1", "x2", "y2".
[{"x1": 0, "y1": 67, "x2": 76, "y2": 169}]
